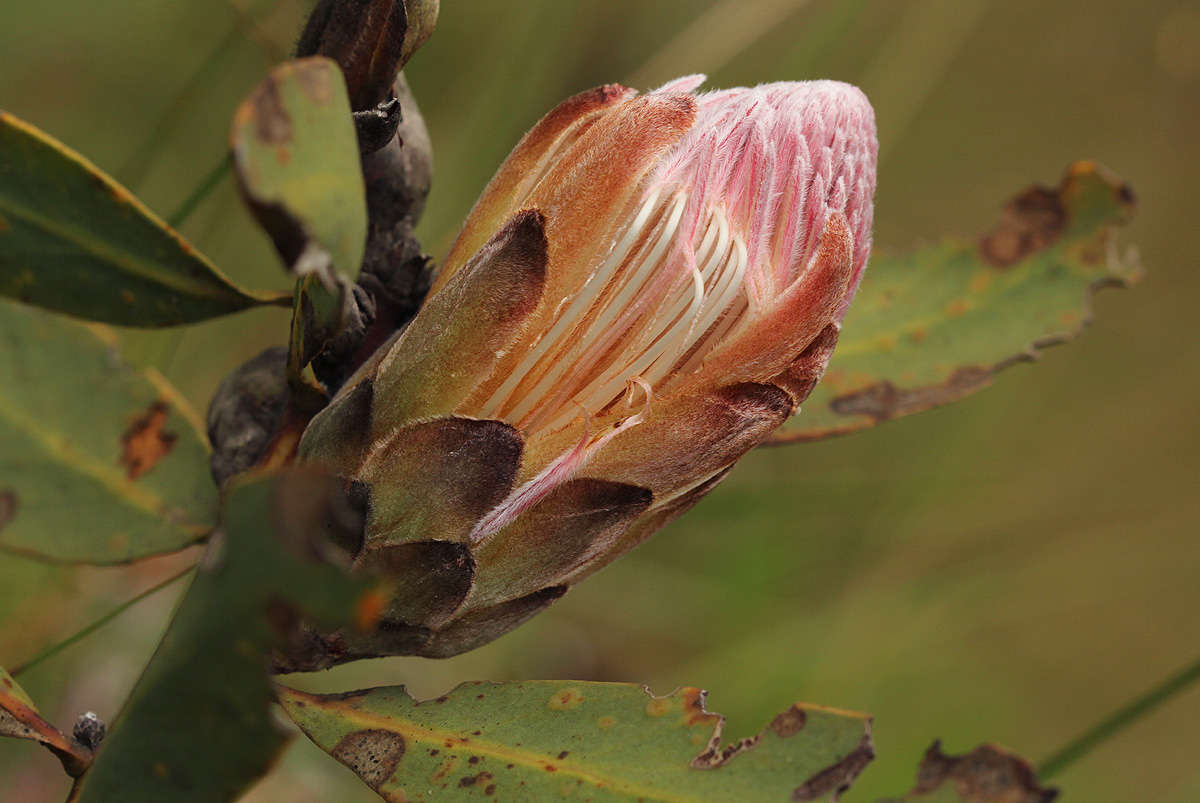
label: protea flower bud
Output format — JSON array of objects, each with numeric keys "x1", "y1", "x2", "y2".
[{"x1": 296, "y1": 75, "x2": 877, "y2": 663}]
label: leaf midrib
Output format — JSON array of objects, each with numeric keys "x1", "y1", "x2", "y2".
[
  {"x1": 285, "y1": 691, "x2": 719, "y2": 803},
  {"x1": 0, "y1": 189, "x2": 251, "y2": 304}
]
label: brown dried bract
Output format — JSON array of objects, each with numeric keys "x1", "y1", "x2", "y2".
[{"x1": 119, "y1": 402, "x2": 177, "y2": 480}]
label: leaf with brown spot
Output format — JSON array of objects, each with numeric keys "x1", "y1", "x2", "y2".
[
  {"x1": 279, "y1": 681, "x2": 873, "y2": 801},
  {"x1": 0, "y1": 665, "x2": 93, "y2": 777},
  {"x1": 119, "y1": 402, "x2": 178, "y2": 480},
  {"x1": 0, "y1": 111, "x2": 284, "y2": 326},
  {"x1": 0, "y1": 300, "x2": 216, "y2": 563},
  {"x1": 767, "y1": 162, "x2": 1140, "y2": 445},
  {"x1": 231, "y1": 58, "x2": 367, "y2": 385},
  {"x1": 878, "y1": 741, "x2": 1058, "y2": 803},
  {"x1": 232, "y1": 57, "x2": 365, "y2": 282}
]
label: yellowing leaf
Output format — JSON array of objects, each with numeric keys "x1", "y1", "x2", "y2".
[{"x1": 769, "y1": 162, "x2": 1139, "y2": 444}]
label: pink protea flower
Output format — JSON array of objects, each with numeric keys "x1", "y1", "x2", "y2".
[{"x1": 298, "y1": 75, "x2": 877, "y2": 661}]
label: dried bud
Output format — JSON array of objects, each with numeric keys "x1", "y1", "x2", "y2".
[
  {"x1": 296, "y1": 76, "x2": 877, "y2": 663},
  {"x1": 297, "y1": 0, "x2": 440, "y2": 110}
]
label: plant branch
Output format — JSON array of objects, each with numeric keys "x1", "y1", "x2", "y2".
[
  {"x1": 1038, "y1": 655, "x2": 1200, "y2": 779},
  {"x1": 11, "y1": 567, "x2": 194, "y2": 678},
  {"x1": 167, "y1": 157, "x2": 231, "y2": 229}
]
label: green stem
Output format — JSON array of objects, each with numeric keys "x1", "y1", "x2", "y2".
[
  {"x1": 1038, "y1": 655, "x2": 1200, "y2": 779},
  {"x1": 167, "y1": 157, "x2": 231, "y2": 229},
  {"x1": 11, "y1": 567, "x2": 195, "y2": 678},
  {"x1": 116, "y1": 0, "x2": 284, "y2": 188}
]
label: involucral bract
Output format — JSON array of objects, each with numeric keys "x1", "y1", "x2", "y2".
[{"x1": 296, "y1": 75, "x2": 877, "y2": 663}]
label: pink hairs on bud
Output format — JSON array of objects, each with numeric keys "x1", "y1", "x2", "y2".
[{"x1": 651, "y1": 79, "x2": 877, "y2": 319}]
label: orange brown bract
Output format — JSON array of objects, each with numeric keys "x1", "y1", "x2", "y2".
[{"x1": 297, "y1": 75, "x2": 877, "y2": 661}]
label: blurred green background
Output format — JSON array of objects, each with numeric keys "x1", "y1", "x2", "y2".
[{"x1": 2, "y1": 0, "x2": 1198, "y2": 800}]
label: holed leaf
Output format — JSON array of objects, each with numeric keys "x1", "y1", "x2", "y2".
[
  {"x1": 231, "y1": 57, "x2": 368, "y2": 382},
  {"x1": 769, "y1": 161, "x2": 1139, "y2": 444},
  {"x1": 1, "y1": 665, "x2": 93, "y2": 776},
  {"x1": 69, "y1": 470, "x2": 377, "y2": 803},
  {"x1": 0, "y1": 300, "x2": 217, "y2": 563},
  {"x1": 0, "y1": 111, "x2": 283, "y2": 326},
  {"x1": 877, "y1": 741, "x2": 1058, "y2": 803},
  {"x1": 279, "y1": 680, "x2": 874, "y2": 802}
]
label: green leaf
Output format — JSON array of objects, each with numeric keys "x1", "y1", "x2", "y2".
[
  {"x1": 279, "y1": 681, "x2": 874, "y2": 802},
  {"x1": 877, "y1": 742, "x2": 1057, "y2": 802},
  {"x1": 231, "y1": 57, "x2": 367, "y2": 282},
  {"x1": 231, "y1": 57, "x2": 368, "y2": 384},
  {"x1": 769, "y1": 161, "x2": 1139, "y2": 444},
  {"x1": 287, "y1": 271, "x2": 356, "y2": 390},
  {"x1": 0, "y1": 111, "x2": 285, "y2": 326},
  {"x1": 0, "y1": 300, "x2": 217, "y2": 563},
  {"x1": 0, "y1": 665, "x2": 34, "y2": 709},
  {"x1": 70, "y1": 470, "x2": 377, "y2": 803},
  {"x1": 1, "y1": 664, "x2": 92, "y2": 776}
]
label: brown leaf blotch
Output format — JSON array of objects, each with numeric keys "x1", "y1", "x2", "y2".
[
  {"x1": 829, "y1": 367, "x2": 992, "y2": 424},
  {"x1": 119, "y1": 402, "x2": 177, "y2": 480},
  {"x1": 912, "y1": 741, "x2": 1058, "y2": 803},
  {"x1": 459, "y1": 771, "x2": 493, "y2": 788},
  {"x1": 793, "y1": 731, "x2": 875, "y2": 801},
  {"x1": 770, "y1": 704, "x2": 808, "y2": 738},
  {"x1": 253, "y1": 77, "x2": 292, "y2": 145},
  {"x1": 979, "y1": 183, "x2": 1067, "y2": 268},
  {"x1": 295, "y1": 62, "x2": 334, "y2": 104},
  {"x1": 332, "y1": 729, "x2": 406, "y2": 790}
]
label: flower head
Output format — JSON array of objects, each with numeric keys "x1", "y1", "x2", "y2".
[{"x1": 298, "y1": 75, "x2": 877, "y2": 661}]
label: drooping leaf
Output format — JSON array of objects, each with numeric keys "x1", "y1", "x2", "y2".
[
  {"x1": 768, "y1": 162, "x2": 1139, "y2": 444},
  {"x1": 286, "y1": 271, "x2": 356, "y2": 389},
  {"x1": 231, "y1": 57, "x2": 368, "y2": 382},
  {"x1": 1, "y1": 665, "x2": 93, "y2": 776},
  {"x1": 0, "y1": 112, "x2": 285, "y2": 326},
  {"x1": 69, "y1": 470, "x2": 378, "y2": 803},
  {"x1": 0, "y1": 300, "x2": 217, "y2": 563},
  {"x1": 877, "y1": 741, "x2": 1058, "y2": 803},
  {"x1": 279, "y1": 680, "x2": 874, "y2": 802}
]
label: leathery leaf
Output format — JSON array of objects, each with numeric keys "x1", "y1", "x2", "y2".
[
  {"x1": 279, "y1": 680, "x2": 874, "y2": 801},
  {"x1": 0, "y1": 111, "x2": 283, "y2": 325},
  {"x1": 231, "y1": 57, "x2": 366, "y2": 385},
  {"x1": 0, "y1": 300, "x2": 216, "y2": 563},
  {"x1": 69, "y1": 470, "x2": 378, "y2": 803},
  {"x1": 769, "y1": 161, "x2": 1139, "y2": 444}
]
